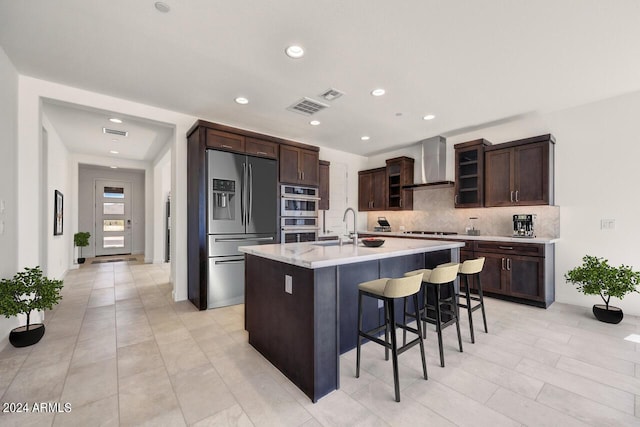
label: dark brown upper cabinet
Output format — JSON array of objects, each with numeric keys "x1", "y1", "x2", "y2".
[
  {"x1": 386, "y1": 157, "x2": 414, "y2": 210},
  {"x1": 484, "y1": 134, "x2": 555, "y2": 207},
  {"x1": 319, "y1": 160, "x2": 330, "y2": 210},
  {"x1": 358, "y1": 168, "x2": 386, "y2": 211},
  {"x1": 454, "y1": 139, "x2": 491, "y2": 208},
  {"x1": 206, "y1": 129, "x2": 245, "y2": 152},
  {"x1": 279, "y1": 144, "x2": 320, "y2": 186}
]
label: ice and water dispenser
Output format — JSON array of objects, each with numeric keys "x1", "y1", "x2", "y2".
[{"x1": 212, "y1": 178, "x2": 236, "y2": 220}]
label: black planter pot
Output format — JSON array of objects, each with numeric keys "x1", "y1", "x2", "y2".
[
  {"x1": 78, "y1": 257, "x2": 86, "y2": 264},
  {"x1": 592, "y1": 304, "x2": 623, "y2": 324},
  {"x1": 9, "y1": 323, "x2": 46, "y2": 347}
]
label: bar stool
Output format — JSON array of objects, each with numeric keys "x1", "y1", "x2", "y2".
[
  {"x1": 356, "y1": 273, "x2": 428, "y2": 402},
  {"x1": 404, "y1": 263, "x2": 462, "y2": 367},
  {"x1": 456, "y1": 257, "x2": 488, "y2": 343}
]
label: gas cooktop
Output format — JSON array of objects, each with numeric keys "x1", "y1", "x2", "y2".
[{"x1": 405, "y1": 231, "x2": 458, "y2": 236}]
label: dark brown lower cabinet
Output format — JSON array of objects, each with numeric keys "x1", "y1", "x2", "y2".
[{"x1": 472, "y1": 240, "x2": 554, "y2": 308}]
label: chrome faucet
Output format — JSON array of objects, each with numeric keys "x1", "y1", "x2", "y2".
[{"x1": 342, "y1": 207, "x2": 358, "y2": 245}]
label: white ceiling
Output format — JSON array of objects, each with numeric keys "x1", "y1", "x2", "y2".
[
  {"x1": 2, "y1": 1, "x2": 640, "y2": 158},
  {"x1": 42, "y1": 99, "x2": 174, "y2": 162}
]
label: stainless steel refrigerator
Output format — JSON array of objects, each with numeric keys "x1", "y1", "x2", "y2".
[{"x1": 207, "y1": 150, "x2": 277, "y2": 308}]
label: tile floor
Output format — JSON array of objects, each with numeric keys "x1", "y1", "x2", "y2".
[{"x1": 1, "y1": 259, "x2": 640, "y2": 426}]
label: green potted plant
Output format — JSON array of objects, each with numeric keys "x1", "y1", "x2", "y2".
[
  {"x1": 565, "y1": 255, "x2": 640, "y2": 324},
  {"x1": 0, "y1": 266, "x2": 64, "y2": 347},
  {"x1": 74, "y1": 231, "x2": 90, "y2": 264}
]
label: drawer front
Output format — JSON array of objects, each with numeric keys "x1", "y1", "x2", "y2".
[
  {"x1": 473, "y1": 240, "x2": 544, "y2": 257},
  {"x1": 246, "y1": 137, "x2": 278, "y2": 159},
  {"x1": 206, "y1": 129, "x2": 245, "y2": 152}
]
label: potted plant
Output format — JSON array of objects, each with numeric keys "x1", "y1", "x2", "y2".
[
  {"x1": 0, "y1": 266, "x2": 64, "y2": 347},
  {"x1": 74, "y1": 231, "x2": 90, "y2": 264},
  {"x1": 565, "y1": 255, "x2": 640, "y2": 324}
]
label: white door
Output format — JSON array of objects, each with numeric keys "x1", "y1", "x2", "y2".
[{"x1": 95, "y1": 180, "x2": 132, "y2": 256}]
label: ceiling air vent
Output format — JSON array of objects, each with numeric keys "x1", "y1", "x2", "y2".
[
  {"x1": 287, "y1": 97, "x2": 329, "y2": 116},
  {"x1": 102, "y1": 127, "x2": 128, "y2": 137},
  {"x1": 319, "y1": 88, "x2": 344, "y2": 101}
]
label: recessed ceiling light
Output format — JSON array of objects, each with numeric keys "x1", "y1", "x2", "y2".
[
  {"x1": 110, "y1": 150, "x2": 119, "y2": 154},
  {"x1": 285, "y1": 45, "x2": 304, "y2": 59},
  {"x1": 235, "y1": 97, "x2": 249, "y2": 105},
  {"x1": 423, "y1": 114, "x2": 436, "y2": 121},
  {"x1": 154, "y1": 2, "x2": 170, "y2": 13},
  {"x1": 110, "y1": 166, "x2": 118, "y2": 169},
  {"x1": 361, "y1": 136, "x2": 370, "y2": 141},
  {"x1": 109, "y1": 118, "x2": 122, "y2": 124},
  {"x1": 309, "y1": 120, "x2": 320, "y2": 126},
  {"x1": 371, "y1": 88, "x2": 386, "y2": 97}
]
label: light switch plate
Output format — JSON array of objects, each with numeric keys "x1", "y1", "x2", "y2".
[{"x1": 285, "y1": 275, "x2": 293, "y2": 294}]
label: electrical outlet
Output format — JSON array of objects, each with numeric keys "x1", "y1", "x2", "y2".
[
  {"x1": 600, "y1": 219, "x2": 615, "y2": 230},
  {"x1": 378, "y1": 299, "x2": 384, "y2": 308},
  {"x1": 285, "y1": 275, "x2": 293, "y2": 294}
]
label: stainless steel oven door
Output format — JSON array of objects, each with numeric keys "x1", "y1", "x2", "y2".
[
  {"x1": 281, "y1": 197, "x2": 319, "y2": 217},
  {"x1": 281, "y1": 228, "x2": 319, "y2": 243}
]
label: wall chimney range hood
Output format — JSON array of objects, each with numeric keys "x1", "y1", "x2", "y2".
[{"x1": 403, "y1": 136, "x2": 455, "y2": 190}]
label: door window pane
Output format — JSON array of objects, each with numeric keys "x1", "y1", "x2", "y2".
[
  {"x1": 103, "y1": 202, "x2": 124, "y2": 215},
  {"x1": 103, "y1": 220, "x2": 124, "y2": 232},
  {"x1": 104, "y1": 186, "x2": 125, "y2": 199},
  {"x1": 103, "y1": 236, "x2": 125, "y2": 248}
]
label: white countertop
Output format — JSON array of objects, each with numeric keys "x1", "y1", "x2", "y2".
[
  {"x1": 239, "y1": 237, "x2": 464, "y2": 269},
  {"x1": 359, "y1": 231, "x2": 559, "y2": 244}
]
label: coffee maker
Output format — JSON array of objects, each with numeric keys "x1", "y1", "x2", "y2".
[{"x1": 513, "y1": 214, "x2": 535, "y2": 238}]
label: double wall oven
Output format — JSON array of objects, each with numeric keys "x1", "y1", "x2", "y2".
[{"x1": 280, "y1": 184, "x2": 319, "y2": 243}]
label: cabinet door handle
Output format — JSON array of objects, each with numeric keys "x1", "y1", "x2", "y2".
[
  {"x1": 302, "y1": 171, "x2": 305, "y2": 180},
  {"x1": 507, "y1": 258, "x2": 512, "y2": 271},
  {"x1": 501, "y1": 258, "x2": 505, "y2": 270},
  {"x1": 454, "y1": 194, "x2": 458, "y2": 205},
  {"x1": 498, "y1": 246, "x2": 514, "y2": 250},
  {"x1": 257, "y1": 151, "x2": 268, "y2": 155},
  {"x1": 399, "y1": 199, "x2": 403, "y2": 208},
  {"x1": 222, "y1": 144, "x2": 233, "y2": 149},
  {"x1": 510, "y1": 191, "x2": 514, "y2": 203},
  {"x1": 515, "y1": 190, "x2": 519, "y2": 202}
]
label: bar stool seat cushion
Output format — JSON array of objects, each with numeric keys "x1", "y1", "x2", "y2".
[
  {"x1": 404, "y1": 268, "x2": 432, "y2": 282},
  {"x1": 358, "y1": 278, "x2": 390, "y2": 296},
  {"x1": 359, "y1": 275, "x2": 424, "y2": 298},
  {"x1": 459, "y1": 257, "x2": 485, "y2": 275}
]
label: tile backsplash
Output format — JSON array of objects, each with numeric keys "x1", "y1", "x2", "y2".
[{"x1": 366, "y1": 187, "x2": 560, "y2": 238}]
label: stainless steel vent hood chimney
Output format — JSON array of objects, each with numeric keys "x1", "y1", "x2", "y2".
[{"x1": 404, "y1": 136, "x2": 454, "y2": 190}]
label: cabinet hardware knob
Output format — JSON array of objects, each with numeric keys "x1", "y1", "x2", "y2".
[
  {"x1": 510, "y1": 191, "x2": 514, "y2": 203},
  {"x1": 498, "y1": 246, "x2": 514, "y2": 250},
  {"x1": 222, "y1": 144, "x2": 232, "y2": 149},
  {"x1": 515, "y1": 190, "x2": 519, "y2": 202},
  {"x1": 501, "y1": 258, "x2": 505, "y2": 270},
  {"x1": 507, "y1": 258, "x2": 512, "y2": 270},
  {"x1": 257, "y1": 151, "x2": 267, "y2": 155}
]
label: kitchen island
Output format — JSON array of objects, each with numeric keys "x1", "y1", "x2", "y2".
[{"x1": 239, "y1": 238, "x2": 464, "y2": 402}]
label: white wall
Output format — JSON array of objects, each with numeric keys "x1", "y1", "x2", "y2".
[
  {"x1": 78, "y1": 165, "x2": 146, "y2": 258},
  {"x1": 0, "y1": 46, "x2": 19, "y2": 347},
  {"x1": 317, "y1": 146, "x2": 368, "y2": 236},
  {"x1": 153, "y1": 147, "x2": 172, "y2": 264},
  {"x1": 16, "y1": 77, "x2": 196, "y2": 302},
  {"x1": 42, "y1": 114, "x2": 72, "y2": 279}
]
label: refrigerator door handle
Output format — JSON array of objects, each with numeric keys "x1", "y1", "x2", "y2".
[
  {"x1": 241, "y1": 162, "x2": 246, "y2": 225},
  {"x1": 214, "y1": 237, "x2": 274, "y2": 243},
  {"x1": 214, "y1": 258, "x2": 245, "y2": 265},
  {"x1": 248, "y1": 163, "x2": 253, "y2": 224}
]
